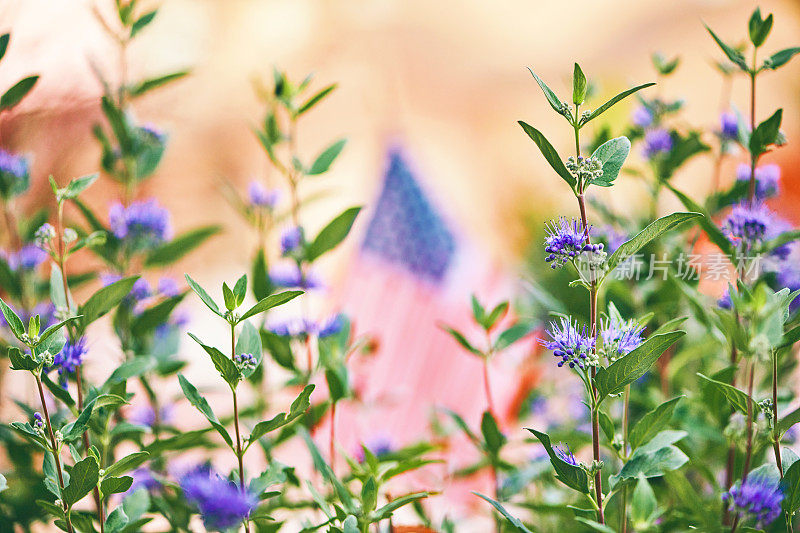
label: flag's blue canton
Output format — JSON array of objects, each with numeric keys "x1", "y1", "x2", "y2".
[{"x1": 361, "y1": 149, "x2": 455, "y2": 284}]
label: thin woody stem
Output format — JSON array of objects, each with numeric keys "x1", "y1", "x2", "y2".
[
  {"x1": 35, "y1": 374, "x2": 74, "y2": 533},
  {"x1": 230, "y1": 322, "x2": 251, "y2": 533}
]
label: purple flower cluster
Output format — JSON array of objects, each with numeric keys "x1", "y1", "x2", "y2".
[
  {"x1": 601, "y1": 315, "x2": 645, "y2": 359},
  {"x1": 539, "y1": 317, "x2": 595, "y2": 369},
  {"x1": 7, "y1": 244, "x2": 47, "y2": 271},
  {"x1": 723, "y1": 202, "x2": 791, "y2": 257},
  {"x1": 49, "y1": 338, "x2": 87, "y2": 387},
  {"x1": 736, "y1": 164, "x2": 780, "y2": 200},
  {"x1": 553, "y1": 443, "x2": 578, "y2": 466},
  {"x1": 180, "y1": 465, "x2": 258, "y2": 531},
  {"x1": 128, "y1": 404, "x2": 174, "y2": 428},
  {"x1": 280, "y1": 226, "x2": 303, "y2": 255},
  {"x1": 269, "y1": 264, "x2": 323, "y2": 290},
  {"x1": 248, "y1": 181, "x2": 279, "y2": 209},
  {"x1": 109, "y1": 199, "x2": 172, "y2": 251},
  {"x1": 357, "y1": 434, "x2": 394, "y2": 462},
  {"x1": 719, "y1": 111, "x2": 739, "y2": 140},
  {"x1": 544, "y1": 218, "x2": 599, "y2": 269},
  {"x1": 268, "y1": 313, "x2": 345, "y2": 339},
  {"x1": 722, "y1": 474, "x2": 783, "y2": 528},
  {"x1": 643, "y1": 129, "x2": 673, "y2": 159},
  {"x1": 234, "y1": 352, "x2": 257, "y2": 373},
  {"x1": 0, "y1": 149, "x2": 30, "y2": 198},
  {"x1": 631, "y1": 106, "x2": 653, "y2": 128},
  {"x1": 128, "y1": 467, "x2": 161, "y2": 493}
]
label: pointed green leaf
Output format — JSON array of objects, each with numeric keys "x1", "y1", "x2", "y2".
[
  {"x1": 594, "y1": 331, "x2": 685, "y2": 401},
  {"x1": 79, "y1": 276, "x2": 139, "y2": 329},
  {"x1": 606, "y1": 212, "x2": 701, "y2": 274},
  {"x1": 177, "y1": 374, "x2": 233, "y2": 447},
  {"x1": 629, "y1": 396, "x2": 684, "y2": 449},
  {"x1": 588, "y1": 136, "x2": 630, "y2": 187},
  {"x1": 187, "y1": 333, "x2": 240, "y2": 387},
  {"x1": 704, "y1": 25, "x2": 748, "y2": 70},
  {"x1": 0, "y1": 75, "x2": 39, "y2": 111},
  {"x1": 581, "y1": 83, "x2": 655, "y2": 125},
  {"x1": 184, "y1": 274, "x2": 222, "y2": 317},
  {"x1": 62, "y1": 456, "x2": 100, "y2": 508},
  {"x1": 526, "y1": 68, "x2": 566, "y2": 117},
  {"x1": 474, "y1": 493, "x2": 533, "y2": 533},
  {"x1": 305, "y1": 206, "x2": 362, "y2": 262},
  {"x1": 307, "y1": 139, "x2": 347, "y2": 175},
  {"x1": 526, "y1": 428, "x2": 590, "y2": 493},
  {"x1": 145, "y1": 225, "x2": 221, "y2": 267},
  {"x1": 766, "y1": 47, "x2": 800, "y2": 69},
  {"x1": 697, "y1": 373, "x2": 754, "y2": 414},
  {"x1": 517, "y1": 121, "x2": 576, "y2": 189},
  {"x1": 572, "y1": 63, "x2": 587, "y2": 105},
  {"x1": 239, "y1": 290, "x2": 303, "y2": 321}
]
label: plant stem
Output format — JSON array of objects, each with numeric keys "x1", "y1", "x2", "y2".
[
  {"x1": 482, "y1": 357, "x2": 496, "y2": 419},
  {"x1": 230, "y1": 323, "x2": 251, "y2": 533},
  {"x1": 35, "y1": 374, "x2": 74, "y2": 533},
  {"x1": 620, "y1": 384, "x2": 631, "y2": 533},
  {"x1": 747, "y1": 50, "x2": 757, "y2": 206},
  {"x1": 330, "y1": 400, "x2": 337, "y2": 476},
  {"x1": 575, "y1": 113, "x2": 604, "y2": 523},
  {"x1": 772, "y1": 351, "x2": 783, "y2": 476},
  {"x1": 742, "y1": 362, "x2": 755, "y2": 483}
]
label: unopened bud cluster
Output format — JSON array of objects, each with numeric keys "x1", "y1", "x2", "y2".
[
  {"x1": 234, "y1": 353, "x2": 257, "y2": 373},
  {"x1": 566, "y1": 155, "x2": 603, "y2": 185}
]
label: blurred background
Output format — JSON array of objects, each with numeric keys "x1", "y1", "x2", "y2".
[{"x1": 2, "y1": 0, "x2": 800, "y2": 529}]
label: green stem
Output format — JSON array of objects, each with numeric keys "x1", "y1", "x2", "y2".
[
  {"x1": 230, "y1": 322, "x2": 251, "y2": 533},
  {"x1": 35, "y1": 374, "x2": 73, "y2": 533},
  {"x1": 620, "y1": 385, "x2": 630, "y2": 533},
  {"x1": 747, "y1": 49, "x2": 757, "y2": 206},
  {"x1": 742, "y1": 362, "x2": 755, "y2": 483}
]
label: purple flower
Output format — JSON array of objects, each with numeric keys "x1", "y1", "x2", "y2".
[
  {"x1": 0, "y1": 148, "x2": 30, "y2": 198},
  {"x1": 280, "y1": 226, "x2": 303, "y2": 255},
  {"x1": 180, "y1": 465, "x2": 258, "y2": 531},
  {"x1": 539, "y1": 317, "x2": 596, "y2": 369},
  {"x1": 544, "y1": 218, "x2": 600, "y2": 269},
  {"x1": 592, "y1": 225, "x2": 627, "y2": 254},
  {"x1": 158, "y1": 277, "x2": 180, "y2": 298},
  {"x1": 736, "y1": 164, "x2": 780, "y2": 199},
  {"x1": 269, "y1": 264, "x2": 322, "y2": 290},
  {"x1": 643, "y1": 129, "x2": 673, "y2": 159},
  {"x1": 720, "y1": 111, "x2": 739, "y2": 140},
  {"x1": 318, "y1": 313, "x2": 346, "y2": 338},
  {"x1": 357, "y1": 434, "x2": 394, "y2": 462},
  {"x1": 128, "y1": 404, "x2": 174, "y2": 428},
  {"x1": 717, "y1": 289, "x2": 733, "y2": 310},
  {"x1": 49, "y1": 338, "x2": 87, "y2": 387},
  {"x1": 130, "y1": 278, "x2": 152, "y2": 301},
  {"x1": 631, "y1": 106, "x2": 653, "y2": 128},
  {"x1": 723, "y1": 203, "x2": 791, "y2": 257},
  {"x1": 554, "y1": 443, "x2": 578, "y2": 466},
  {"x1": 128, "y1": 467, "x2": 161, "y2": 493},
  {"x1": 248, "y1": 181, "x2": 279, "y2": 209},
  {"x1": 8, "y1": 244, "x2": 47, "y2": 271},
  {"x1": 109, "y1": 199, "x2": 171, "y2": 251},
  {"x1": 722, "y1": 473, "x2": 783, "y2": 528},
  {"x1": 601, "y1": 314, "x2": 644, "y2": 359}
]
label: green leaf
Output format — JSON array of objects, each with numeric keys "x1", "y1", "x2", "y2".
[
  {"x1": 235, "y1": 320, "x2": 262, "y2": 378},
  {"x1": 103, "y1": 452, "x2": 150, "y2": 478},
  {"x1": 62, "y1": 174, "x2": 99, "y2": 199},
  {"x1": 666, "y1": 185, "x2": 733, "y2": 255},
  {"x1": 0, "y1": 296, "x2": 24, "y2": 339},
  {"x1": 373, "y1": 492, "x2": 429, "y2": 521},
  {"x1": 131, "y1": 293, "x2": 186, "y2": 336},
  {"x1": 474, "y1": 493, "x2": 534, "y2": 533},
  {"x1": 480, "y1": 411, "x2": 506, "y2": 454},
  {"x1": 307, "y1": 139, "x2": 347, "y2": 175},
  {"x1": 748, "y1": 9, "x2": 773, "y2": 48},
  {"x1": 62, "y1": 456, "x2": 100, "y2": 508},
  {"x1": 517, "y1": 121, "x2": 576, "y2": 189},
  {"x1": 766, "y1": 47, "x2": 800, "y2": 69},
  {"x1": 145, "y1": 226, "x2": 221, "y2": 267},
  {"x1": 526, "y1": 428, "x2": 590, "y2": 493},
  {"x1": 697, "y1": 373, "x2": 754, "y2": 414},
  {"x1": 79, "y1": 276, "x2": 139, "y2": 329},
  {"x1": 100, "y1": 476, "x2": 133, "y2": 498},
  {"x1": 129, "y1": 70, "x2": 190, "y2": 97},
  {"x1": 240, "y1": 290, "x2": 303, "y2": 321},
  {"x1": 749, "y1": 108, "x2": 782, "y2": 156},
  {"x1": 233, "y1": 274, "x2": 247, "y2": 307},
  {"x1": 296, "y1": 83, "x2": 336, "y2": 116},
  {"x1": 130, "y1": 9, "x2": 157, "y2": 38},
  {"x1": 588, "y1": 136, "x2": 630, "y2": 187},
  {"x1": 0, "y1": 75, "x2": 39, "y2": 111},
  {"x1": 8, "y1": 346, "x2": 38, "y2": 371},
  {"x1": 248, "y1": 385, "x2": 314, "y2": 443},
  {"x1": 104, "y1": 506, "x2": 128, "y2": 533},
  {"x1": 631, "y1": 475, "x2": 657, "y2": 527},
  {"x1": 494, "y1": 323, "x2": 534, "y2": 351},
  {"x1": 300, "y1": 429, "x2": 356, "y2": 513},
  {"x1": 187, "y1": 332, "x2": 241, "y2": 387},
  {"x1": 704, "y1": 25, "x2": 748, "y2": 70},
  {"x1": 581, "y1": 83, "x2": 656, "y2": 125},
  {"x1": 184, "y1": 274, "x2": 222, "y2": 317},
  {"x1": 606, "y1": 212, "x2": 701, "y2": 274},
  {"x1": 177, "y1": 374, "x2": 233, "y2": 447},
  {"x1": 616, "y1": 431, "x2": 689, "y2": 479},
  {"x1": 0, "y1": 34, "x2": 9, "y2": 62},
  {"x1": 305, "y1": 207, "x2": 362, "y2": 262},
  {"x1": 527, "y1": 68, "x2": 567, "y2": 118},
  {"x1": 594, "y1": 331, "x2": 685, "y2": 401},
  {"x1": 778, "y1": 405, "x2": 800, "y2": 436},
  {"x1": 361, "y1": 476, "x2": 378, "y2": 513},
  {"x1": 222, "y1": 282, "x2": 236, "y2": 311},
  {"x1": 782, "y1": 459, "x2": 800, "y2": 514},
  {"x1": 629, "y1": 396, "x2": 683, "y2": 449},
  {"x1": 572, "y1": 63, "x2": 587, "y2": 105},
  {"x1": 38, "y1": 316, "x2": 82, "y2": 346},
  {"x1": 441, "y1": 325, "x2": 482, "y2": 356}
]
